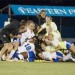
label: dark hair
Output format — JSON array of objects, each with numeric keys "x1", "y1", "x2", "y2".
[
  {"x1": 37, "y1": 10, "x2": 46, "y2": 18},
  {"x1": 20, "y1": 20, "x2": 26, "y2": 26},
  {"x1": 11, "y1": 28, "x2": 19, "y2": 36},
  {"x1": 40, "y1": 10, "x2": 46, "y2": 13},
  {"x1": 39, "y1": 10, "x2": 46, "y2": 16}
]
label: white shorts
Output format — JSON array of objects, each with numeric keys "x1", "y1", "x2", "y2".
[{"x1": 42, "y1": 51, "x2": 57, "y2": 60}]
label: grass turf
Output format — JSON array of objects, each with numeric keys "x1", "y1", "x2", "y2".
[{"x1": 0, "y1": 61, "x2": 75, "y2": 75}]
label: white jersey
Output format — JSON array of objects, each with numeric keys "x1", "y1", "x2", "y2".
[
  {"x1": 11, "y1": 28, "x2": 35, "y2": 46},
  {"x1": 24, "y1": 28, "x2": 35, "y2": 39},
  {"x1": 20, "y1": 28, "x2": 35, "y2": 44},
  {"x1": 41, "y1": 22, "x2": 57, "y2": 33},
  {"x1": 20, "y1": 32, "x2": 27, "y2": 44},
  {"x1": 18, "y1": 41, "x2": 35, "y2": 54},
  {"x1": 11, "y1": 34, "x2": 22, "y2": 46},
  {"x1": 11, "y1": 38, "x2": 20, "y2": 43},
  {"x1": 50, "y1": 38, "x2": 59, "y2": 47}
]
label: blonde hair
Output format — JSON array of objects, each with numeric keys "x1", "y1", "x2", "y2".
[{"x1": 26, "y1": 20, "x2": 35, "y2": 26}]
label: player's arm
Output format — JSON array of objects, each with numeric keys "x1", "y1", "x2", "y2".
[
  {"x1": 37, "y1": 27, "x2": 43, "y2": 34},
  {"x1": 50, "y1": 50, "x2": 57, "y2": 53},
  {"x1": 37, "y1": 23, "x2": 45, "y2": 35},
  {"x1": 49, "y1": 45, "x2": 62, "y2": 53},
  {"x1": 10, "y1": 34, "x2": 22, "y2": 38},
  {"x1": 19, "y1": 27, "x2": 26, "y2": 33},
  {"x1": 55, "y1": 45, "x2": 62, "y2": 51},
  {"x1": 14, "y1": 34, "x2": 22, "y2": 38}
]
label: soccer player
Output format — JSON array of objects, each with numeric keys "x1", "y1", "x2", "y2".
[
  {"x1": 6, "y1": 20, "x2": 27, "y2": 60},
  {"x1": 20, "y1": 20, "x2": 35, "y2": 45},
  {"x1": 37, "y1": 10, "x2": 46, "y2": 26},
  {"x1": 47, "y1": 34, "x2": 75, "y2": 54},
  {"x1": 0, "y1": 20, "x2": 20, "y2": 59},
  {"x1": 7, "y1": 20, "x2": 35, "y2": 61},
  {"x1": 37, "y1": 16, "x2": 61, "y2": 41},
  {"x1": 37, "y1": 10, "x2": 47, "y2": 35},
  {"x1": 0, "y1": 19, "x2": 28, "y2": 60},
  {"x1": 37, "y1": 16, "x2": 57, "y2": 33},
  {"x1": 12, "y1": 38, "x2": 36, "y2": 62},
  {"x1": 38, "y1": 42, "x2": 64, "y2": 62}
]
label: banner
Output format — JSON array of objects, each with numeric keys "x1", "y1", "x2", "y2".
[{"x1": 10, "y1": 5, "x2": 75, "y2": 17}]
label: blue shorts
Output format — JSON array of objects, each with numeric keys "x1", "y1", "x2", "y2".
[
  {"x1": 53, "y1": 51, "x2": 63, "y2": 62},
  {"x1": 27, "y1": 51, "x2": 36, "y2": 62},
  {"x1": 66, "y1": 42, "x2": 72, "y2": 50},
  {"x1": 13, "y1": 51, "x2": 36, "y2": 62}
]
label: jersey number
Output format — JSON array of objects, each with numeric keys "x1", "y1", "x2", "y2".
[{"x1": 25, "y1": 44, "x2": 31, "y2": 51}]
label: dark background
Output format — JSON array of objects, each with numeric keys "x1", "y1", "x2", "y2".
[
  {"x1": 0, "y1": 0, "x2": 75, "y2": 9},
  {"x1": 0, "y1": 0, "x2": 75, "y2": 38}
]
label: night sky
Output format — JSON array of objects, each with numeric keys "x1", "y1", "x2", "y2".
[{"x1": 0, "y1": 0, "x2": 75, "y2": 10}]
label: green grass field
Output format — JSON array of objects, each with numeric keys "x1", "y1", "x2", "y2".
[{"x1": 0, "y1": 61, "x2": 75, "y2": 75}]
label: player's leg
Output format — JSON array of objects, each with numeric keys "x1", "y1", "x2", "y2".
[
  {"x1": 12, "y1": 52, "x2": 28, "y2": 61},
  {"x1": 66, "y1": 41, "x2": 75, "y2": 53},
  {"x1": 70, "y1": 52, "x2": 75, "y2": 62},
  {"x1": 70, "y1": 44, "x2": 75, "y2": 53},
  {"x1": 21, "y1": 52, "x2": 28, "y2": 59},
  {"x1": 0, "y1": 33, "x2": 11, "y2": 59},
  {"x1": 7, "y1": 43, "x2": 13, "y2": 53},
  {"x1": 8, "y1": 41, "x2": 19, "y2": 59},
  {"x1": 0, "y1": 43, "x2": 9, "y2": 58},
  {"x1": 63, "y1": 52, "x2": 71, "y2": 61}
]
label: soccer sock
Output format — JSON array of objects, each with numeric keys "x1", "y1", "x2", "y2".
[
  {"x1": 8, "y1": 50, "x2": 15, "y2": 59},
  {"x1": 63, "y1": 53, "x2": 71, "y2": 61},
  {"x1": 18, "y1": 54, "x2": 24, "y2": 60}
]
